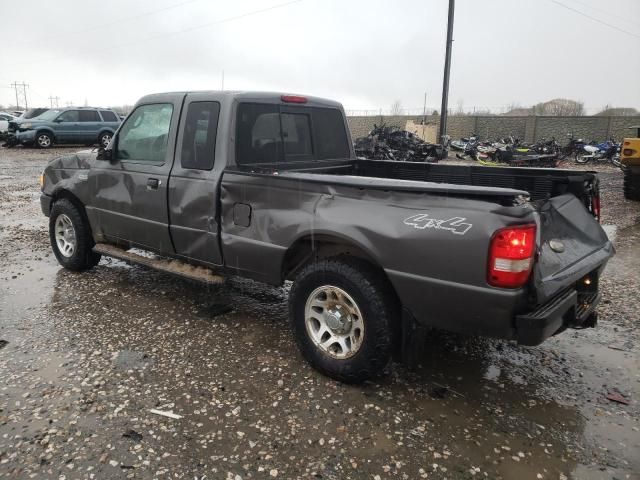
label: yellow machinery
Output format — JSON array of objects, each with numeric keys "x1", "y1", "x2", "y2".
[{"x1": 621, "y1": 126, "x2": 640, "y2": 200}]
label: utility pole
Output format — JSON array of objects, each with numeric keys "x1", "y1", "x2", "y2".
[
  {"x1": 438, "y1": 0, "x2": 455, "y2": 144},
  {"x1": 10, "y1": 81, "x2": 29, "y2": 110},
  {"x1": 221, "y1": 70, "x2": 225, "y2": 91},
  {"x1": 422, "y1": 91, "x2": 427, "y2": 140},
  {"x1": 48, "y1": 95, "x2": 60, "y2": 108},
  {"x1": 11, "y1": 82, "x2": 19, "y2": 109}
]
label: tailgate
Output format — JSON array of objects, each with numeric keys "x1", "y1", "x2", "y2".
[{"x1": 533, "y1": 193, "x2": 614, "y2": 302}]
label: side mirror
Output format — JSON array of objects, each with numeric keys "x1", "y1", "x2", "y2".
[
  {"x1": 54, "y1": 118, "x2": 63, "y2": 123},
  {"x1": 96, "y1": 147, "x2": 113, "y2": 161}
]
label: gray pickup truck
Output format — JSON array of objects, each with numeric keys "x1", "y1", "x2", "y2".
[{"x1": 40, "y1": 91, "x2": 614, "y2": 382}]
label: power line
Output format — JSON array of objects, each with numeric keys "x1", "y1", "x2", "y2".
[
  {"x1": 10, "y1": 0, "x2": 201, "y2": 48},
  {"x1": 549, "y1": 0, "x2": 640, "y2": 39},
  {"x1": 9, "y1": 0, "x2": 304, "y2": 68},
  {"x1": 563, "y1": 0, "x2": 637, "y2": 27}
]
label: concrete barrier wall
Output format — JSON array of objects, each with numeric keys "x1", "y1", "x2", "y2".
[{"x1": 346, "y1": 115, "x2": 640, "y2": 143}]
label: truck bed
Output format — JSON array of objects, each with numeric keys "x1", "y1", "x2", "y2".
[{"x1": 237, "y1": 159, "x2": 600, "y2": 213}]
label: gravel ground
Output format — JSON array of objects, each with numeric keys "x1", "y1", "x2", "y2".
[{"x1": 0, "y1": 146, "x2": 639, "y2": 480}]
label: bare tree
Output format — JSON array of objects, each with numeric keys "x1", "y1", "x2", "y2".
[
  {"x1": 532, "y1": 98, "x2": 585, "y2": 116},
  {"x1": 390, "y1": 100, "x2": 403, "y2": 116},
  {"x1": 595, "y1": 106, "x2": 639, "y2": 116},
  {"x1": 455, "y1": 99, "x2": 465, "y2": 115}
]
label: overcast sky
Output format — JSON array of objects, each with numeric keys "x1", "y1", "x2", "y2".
[{"x1": 1, "y1": 0, "x2": 639, "y2": 114}]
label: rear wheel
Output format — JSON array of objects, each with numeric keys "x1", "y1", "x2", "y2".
[
  {"x1": 575, "y1": 151, "x2": 590, "y2": 164},
  {"x1": 623, "y1": 168, "x2": 640, "y2": 201},
  {"x1": 98, "y1": 131, "x2": 112, "y2": 148},
  {"x1": 49, "y1": 198, "x2": 101, "y2": 271},
  {"x1": 35, "y1": 131, "x2": 53, "y2": 149},
  {"x1": 289, "y1": 257, "x2": 397, "y2": 383}
]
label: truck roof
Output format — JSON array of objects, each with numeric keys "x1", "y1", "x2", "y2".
[{"x1": 136, "y1": 91, "x2": 344, "y2": 108}]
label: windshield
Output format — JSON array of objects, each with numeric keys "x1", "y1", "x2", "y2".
[
  {"x1": 22, "y1": 108, "x2": 49, "y2": 119},
  {"x1": 32, "y1": 109, "x2": 63, "y2": 121}
]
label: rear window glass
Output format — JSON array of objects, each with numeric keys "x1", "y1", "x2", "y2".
[
  {"x1": 79, "y1": 110, "x2": 100, "y2": 122},
  {"x1": 180, "y1": 101, "x2": 220, "y2": 170},
  {"x1": 235, "y1": 103, "x2": 349, "y2": 165},
  {"x1": 236, "y1": 103, "x2": 282, "y2": 164},
  {"x1": 312, "y1": 107, "x2": 350, "y2": 159},
  {"x1": 281, "y1": 113, "x2": 313, "y2": 159},
  {"x1": 100, "y1": 110, "x2": 118, "y2": 122}
]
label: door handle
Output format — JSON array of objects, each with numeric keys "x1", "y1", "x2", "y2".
[{"x1": 147, "y1": 178, "x2": 160, "y2": 190}]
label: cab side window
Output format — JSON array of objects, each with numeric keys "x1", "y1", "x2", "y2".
[
  {"x1": 116, "y1": 103, "x2": 173, "y2": 163},
  {"x1": 57, "y1": 110, "x2": 79, "y2": 122},
  {"x1": 180, "y1": 102, "x2": 220, "y2": 170},
  {"x1": 79, "y1": 110, "x2": 100, "y2": 122}
]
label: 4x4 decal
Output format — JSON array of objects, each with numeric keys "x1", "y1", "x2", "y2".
[{"x1": 404, "y1": 214, "x2": 472, "y2": 235}]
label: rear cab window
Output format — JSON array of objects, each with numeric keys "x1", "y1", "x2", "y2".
[{"x1": 235, "y1": 103, "x2": 350, "y2": 166}]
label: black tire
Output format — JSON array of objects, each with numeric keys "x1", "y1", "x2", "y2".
[
  {"x1": 98, "y1": 131, "x2": 113, "y2": 148},
  {"x1": 289, "y1": 256, "x2": 397, "y2": 383},
  {"x1": 575, "y1": 151, "x2": 590, "y2": 164},
  {"x1": 49, "y1": 198, "x2": 101, "y2": 271},
  {"x1": 35, "y1": 131, "x2": 53, "y2": 149},
  {"x1": 623, "y1": 168, "x2": 640, "y2": 201}
]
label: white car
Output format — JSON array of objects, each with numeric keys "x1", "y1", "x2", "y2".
[{"x1": 0, "y1": 112, "x2": 17, "y2": 133}]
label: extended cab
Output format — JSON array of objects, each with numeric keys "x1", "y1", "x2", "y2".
[{"x1": 40, "y1": 91, "x2": 614, "y2": 382}]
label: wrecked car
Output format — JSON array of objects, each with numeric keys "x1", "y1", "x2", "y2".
[{"x1": 40, "y1": 91, "x2": 614, "y2": 383}]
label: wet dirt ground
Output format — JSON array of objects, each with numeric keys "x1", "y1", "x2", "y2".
[{"x1": 0, "y1": 146, "x2": 638, "y2": 480}]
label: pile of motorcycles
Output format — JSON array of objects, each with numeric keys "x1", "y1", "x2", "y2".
[
  {"x1": 450, "y1": 133, "x2": 622, "y2": 168},
  {"x1": 354, "y1": 124, "x2": 448, "y2": 163}
]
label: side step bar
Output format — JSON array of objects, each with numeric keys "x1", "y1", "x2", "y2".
[{"x1": 93, "y1": 243, "x2": 224, "y2": 285}]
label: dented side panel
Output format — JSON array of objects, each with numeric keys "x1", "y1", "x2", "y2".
[{"x1": 220, "y1": 171, "x2": 539, "y2": 334}]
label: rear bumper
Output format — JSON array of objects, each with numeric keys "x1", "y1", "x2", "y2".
[
  {"x1": 386, "y1": 268, "x2": 601, "y2": 347},
  {"x1": 515, "y1": 289, "x2": 599, "y2": 346}
]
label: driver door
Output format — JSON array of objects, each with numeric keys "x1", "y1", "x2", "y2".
[
  {"x1": 53, "y1": 110, "x2": 80, "y2": 142},
  {"x1": 85, "y1": 95, "x2": 184, "y2": 253}
]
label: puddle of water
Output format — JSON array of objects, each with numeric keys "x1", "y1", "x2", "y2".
[{"x1": 113, "y1": 349, "x2": 152, "y2": 371}]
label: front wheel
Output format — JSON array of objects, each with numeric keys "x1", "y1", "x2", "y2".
[
  {"x1": 49, "y1": 198, "x2": 101, "y2": 271},
  {"x1": 610, "y1": 155, "x2": 621, "y2": 168},
  {"x1": 35, "y1": 132, "x2": 53, "y2": 149},
  {"x1": 289, "y1": 257, "x2": 397, "y2": 383}
]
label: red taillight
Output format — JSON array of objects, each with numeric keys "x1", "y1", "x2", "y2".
[
  {"x1": 592, "y1": 195, "x2": 601, "y2": 222},
  {"x1": 623, "y1": 148, "x2": 635, "y2": 156},
  {"x1": 488, "y1": 225, "x2": 537, "y2": 288},
  {"x1": 281, "y1": 95, "x2": 307, "y2": 104}
]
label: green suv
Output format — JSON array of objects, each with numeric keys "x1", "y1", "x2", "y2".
[{"x1": 8, "y1": 107, "x2": 121, "y2": 148}]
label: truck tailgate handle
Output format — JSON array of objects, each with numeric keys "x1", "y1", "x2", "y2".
[{"x1": 146, "y1": 178, "x2": 160, "y2": 190}]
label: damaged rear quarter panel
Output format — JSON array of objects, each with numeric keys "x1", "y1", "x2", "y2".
[{"x1": 220, "y1": 171, "x2": 536, "y2": 334}]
